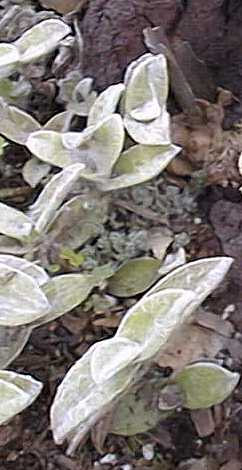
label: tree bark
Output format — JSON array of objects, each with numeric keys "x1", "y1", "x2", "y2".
[{"x1": 81, "y1": 0, "x2": 242, "y2": 122}]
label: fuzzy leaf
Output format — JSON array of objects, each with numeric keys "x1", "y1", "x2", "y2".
[
  {"x1": 26, "y1": 130, "x2": 72, "y2": 167},
  {"x1": 158, "y1": 247, "x2": 186, "y2": 277},
  {"x1": 66, "y1": 114, "x2": 125, "y2": 176},
  {"x1": 0, "y1": 255, "x2": 49, "y2": 286},
  {"x1": 43, "y1": 111, "x2": 70, "y2": 132},
  {"x1": 51, "y1": 346, "x2": 139, "y2": 446},
  {"x1": 124, "y1": 53, "x2": 170, "y2": 145},
  {"x1": 124, "y1": 54, "x2": 168, "y2": 120},
  {"x1": 176, "y1": 362, "x2": 240, "y2": 410},
  {"x1": 0, "y1": 370, "x2": 42, "y2": 425},
  {"x1": 117, "y1": 288, "x2": 195, "y2": 361},
  {"x1": 147, "y1": 257, "x2": 233, "y2": 308},
  {"x1": 27, "y1": 164, "x2": 85, "y2": 234},
  {"x1": 107, "y1": 257, "x2": 161, "y2": 297},
  {"x1": 101, "y1": 144, "x2": 180, "y2": 191},
  {"x1": 91, "y1": 337, "x2": 141, "y2": 384},
  {"x1": 88, "y1": 84, "x2": 125, "y2": 126},
  {"x1": 0, "y1": 264, "x2": 50, "y2": 326},
  {"x1": 0, "y1": 235, "x2": 27, "y2": 255},
  {"x1": 48, "y1": 192, "x2": 109, "y2": 249},
  {"x1": 27, "y1": 115, "x2": 124, "y2": 175},
  {"x1": 0, "y1": 325, "x2": 31, "y2": 369},
  {"x1": 124, "y1": 110, "x2": 171, "y2": 145},
  {"x1": 0, "y1": 203, "x2": 33, "y2": 241},
  {"x1": 0, "y1": 43, "x2": 20, "y2": 78},
  {"x1": 0, "y1": 102, "x2": 41, "y2": 145},
  {"x1": 33, "y1": 273, "x2": 96, "y2": 327},
  {"x1": 14, "y1": 19, "x2": 71, "y2": 64},
  {"x1": 23, "y1": 157, "x2": 51, "y2": 188}
]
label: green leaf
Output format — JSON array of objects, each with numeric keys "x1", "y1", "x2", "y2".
[
  {"x1": 0, "y1": 203, "x2": 33, "y2": 241},
  {"x1": 14, "y1": 19, "x2": 71, "y2": 64},
  {"x1": 107, "y1": 257, "x2": 161, "y2": 297},
  {"x1": 0, "y1": 43, "x2": 20, "y2": 78},
  {"x1": 51, "y1": 346, "x2": 139, "y2": 446},
  {"x1": 88, "y1": 84, "x2": 125, "y2": 126},
  {"x1": 27, "y1": 115, "x2": 124, "y2": 175},
  {"x1": 23, "y1": 157, "x2": 51, "y2": 188},
  {"x1": 0, "y1": 325, "x2": 31, "y2": 369},
  {"x1": 146, "y1": 257, "x2": 233, "y2": 309},
  {"x1": 0, "y1": 370, "x2": 42, "y2": 425},
  {"x1": 116, "y1": 288, "x2": 195, "y2": 361},
  {"x1": 124, "y1": 54, "x2": 168, "y2": 121},
  {"x1": 26, "y1": 130, "x2": 72, "y2": 167},
  {"x1": 123, "y1": 53, "x2": 170, "y2": 145},
  {"x1": 0, "y1": 255, "x2": 49, "y2": 286},
  {"x1": 32, "y1": 273, "x2": 96, "y2": 327},
  {"x1": 43, "y1": 111, "x2": 70, "y2": 132},
  {"x1": 101, "y1": 144, "x2": 180, "y2": 191},
  {"x1": 176, "y1": 362, "x2": 240, "y2": 410},
  {"x1": 0, "y1": 101, "x2": 41, "y2": 145},
  {"x1": 0, "y1": 235, "x2": 27, "y2": 255},
  {"x1": 91, "y1": 337, "x2": 141, "y2": 384},
  {"x1": 27, "y1": 164, "x2": 85, "y2": 234},
  {"x1": 69, "y1": 114, "x2": 125, "y2": 176},
  {"x1": 48, "y1": 192, "x2": 109, "y2": 250},
  {"x1": 0, "y1": 264, "x2": 50, "y2": 326},
  {"x1": 124, "y1": 110, "x2": 171, "y2": 146},
  {"x1": 110, "y1": 383, "x2": 169, "y2": 436}
]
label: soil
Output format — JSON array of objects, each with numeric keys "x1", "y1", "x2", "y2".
[{"x1": 1, "y1": 1, "x2": 242, "y2": 469}]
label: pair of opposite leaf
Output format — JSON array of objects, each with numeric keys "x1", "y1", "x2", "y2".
[
  {"x1": 0, "y1": 253, "x2": 115, "y2": 426},
  {"x1": 0, "y1": 52, "x2": 180, "y2": 191},
  {"x1": 0, "y1": 163, "x2": 108, "y2": 257},
  {"x1": 50, "y1": 256, "x2": 240, "y2": 453}
]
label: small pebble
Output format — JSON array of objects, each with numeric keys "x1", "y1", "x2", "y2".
[
  {"x1": 194, "y1": 217, "x2": 202, "y2": 225},
  {"x1": 222, "y1": 304, "x2": 235, "y2": 319},
  {"x1": 121, "y1": 465, "x2": 133, "y2": 470},
  {"x1": 142, "y1": 443, "x2": 155, "y2": 461},
  {"x1": 99, "y1": 454, "x2": 117, "y2": 465}
]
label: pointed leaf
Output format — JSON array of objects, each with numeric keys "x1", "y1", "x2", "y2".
[
  {"x1": 107, "y1": 257, "x2": 161, "y2": 297},
  {"x1": 0, "y1": 203, "x2": 33, "y2": 241},
  {"x1": 0, "y1": 43, "x2": 20, "y2": 78},
  {"x1": 88, "y1": 84, "x2": 125, "y2": 126},
  {"x1": 23, "y1": 157, "x2": 51, "y2": 188},
  {"x1": 124, "y1": 110, "x2": 171, "y2": 145},
  {"x1": 73, "y1": 114, "x2": 125, "y2": 176},
  {"x1": 117, "y1": 288, "x2": 195, "y2": 361},
  {"x1": 147, "y1": 257, "x2": 233, "y2": 311},
  {"x1": 124, "y1": 53, "x2": 168, "y2": 121},
  {"x1": 0, "y1": 235, "x2": 27, "y2": 255},
  {"x1": 0, "y1": 264, "x2": 50, "y2": 326},
  {"x1": 51, "y1": 346, "x2": 138, "y2": 446},
  {"x1": 101, "y1": 144, "x2": 180, "y2": 191},
  {"x1": 33, "y1": 273, "x2": 96, "y2": 327},
  {"x1": 0, "y1": 370, "x2": 42, "y2": 425},
  {"x1": 0, "y1": 255, "x2": 49, "y2": 286},
  {"x1": 26, "y1": 130, "x2": 72, "y2": 167},
  {"x1": 0, "y1": 102, "x2": 41, "y2": 144},
  {"x1": 15, "y1": 19, "x2": 71, "y2": 64},
  {"x1": 176, "y1": 362, "x2": 240, "y2": 410},
  {"x1": 43, "y1": 111, "x2": 70, "y2": 132},
  {"x1": 0, "y1": 325, "x2": 31, "y2": 369},
  {"x1": 158, "y1": 247, "x2": 186, "y2": 277},
  {"x1": 48, "y1": 192, "x2": 109, "y2": 249},
  {"x1": 91, "y1": 337, "x2": 141, "y2": 384},
  {"x1": 27, "y1": 164, "x2": 85, "y2": 234}
]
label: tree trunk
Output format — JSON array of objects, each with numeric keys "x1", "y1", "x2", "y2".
[{"x1": 81, "y1": 0, "x2": 242, "y2": 122}]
